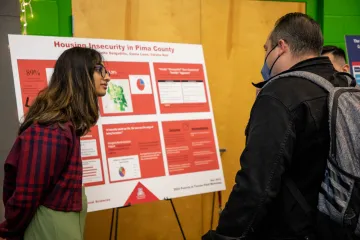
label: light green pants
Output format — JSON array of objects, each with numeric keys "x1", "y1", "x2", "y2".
[{"x1": 24, "y1": 188, "x2": 87, "y2": 240}]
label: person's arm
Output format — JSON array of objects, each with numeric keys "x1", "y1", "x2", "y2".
[
  {"x1": 2, "y1": 139, "x2": 20, "y2": 206},
  {"x1": 0, "y1": 124, "x2": 71, "y2": 239},
  {"x1": 216, "y1": 95, "x2": 296, "y2": 237}
]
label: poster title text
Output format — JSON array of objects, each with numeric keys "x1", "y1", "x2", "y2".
[{"x1": 54, "y1": 41, "x2": 175, "y2": 53}]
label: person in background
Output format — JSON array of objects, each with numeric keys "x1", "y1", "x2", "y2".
[
  {"x1": 203, "y1": 13, "x2": 354, "y2": 240},
  {"x1": 321, "y1": 45, "x2": 350, "y2": 72},
  {"x1": 0, "y1": 47, "x2": 110, "y2": 240}
]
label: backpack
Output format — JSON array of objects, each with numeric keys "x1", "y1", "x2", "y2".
[{"x1": 269, "y1": 71, "x2": 360, "y2": 237}]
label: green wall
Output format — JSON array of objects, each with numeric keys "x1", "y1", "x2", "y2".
[
  {"x1": 322, "y1": 0, "x2": 360, "y2": 52},
  {"x1": 23, "y1": 0, "x2": 72, "y2": 36}
]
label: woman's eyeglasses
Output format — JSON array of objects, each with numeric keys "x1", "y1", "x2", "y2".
[{"x1": 94, "y1": 65, "x2": 110, "y2": 78}]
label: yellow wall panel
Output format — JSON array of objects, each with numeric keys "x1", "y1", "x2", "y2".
[
  {"x1": 72, "y1": 0, "x2": 305, "y2": 239},
  {"x1": 72, "y1": 0, "x2": 127, "y2": 39},
  {"x1": 72, "y1": 0, "x2": 201, "y2": 43}
]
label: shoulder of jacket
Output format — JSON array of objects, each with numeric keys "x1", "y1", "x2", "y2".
[
  {"x1": 21, "y1": 122, "x2": 75, "y2": 140},
  {"x1": 259, "y1": 76, "x2": 327, "y2": 113}
]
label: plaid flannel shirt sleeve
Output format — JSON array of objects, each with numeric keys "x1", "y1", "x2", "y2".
[{"x1": 0, "y1": 124, "x2": 71, "y2": 239}]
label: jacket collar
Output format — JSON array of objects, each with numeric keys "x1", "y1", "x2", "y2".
[{"x1": 252, "y1": 57, "x2": 334, "y2": 89}]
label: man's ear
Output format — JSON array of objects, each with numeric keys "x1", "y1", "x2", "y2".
[
  {"x1": 343, "y1": 64, "x2": 350, "y2": 73},
  {"x1": 277, "y1": 39, "x2": 288, "y2": 54}
]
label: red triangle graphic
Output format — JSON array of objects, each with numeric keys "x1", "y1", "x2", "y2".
[{"x1": 125, "y1": 182, "x2": 159, "y2": 205}]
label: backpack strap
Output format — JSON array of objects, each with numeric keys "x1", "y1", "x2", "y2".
[
  {"x1": 284, "y1": 177, "x2": 318, "y2": 238},
  {"x1": 267, "y1": 71, "x2": 335, "y2": 93},
  {"x1": 334, "y1": 72, "x2": 357, "y2": 87},
  {"x1": 284, "y1": 177, "x2": 312, "y2": 217}
]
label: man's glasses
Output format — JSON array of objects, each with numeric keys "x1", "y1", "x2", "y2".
[{"x1": 94, "y1": 65, "x2": 110, "y2": 78}]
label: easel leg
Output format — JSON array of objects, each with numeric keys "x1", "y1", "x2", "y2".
[
  {"x1": 210, "y1": 192, "x2": 215, "y2": 230},
  {"x1": 217, "y1": 191, "x2": 223, "y2": 217},
  {"x1": 168, "y1": 199, "x2": 186, "y2": 240},
  {"x1": 109, "y1": 208, "x2": 120, "y2": 240},
  {"x1": 109, "y1": 208, "x2": 115, "y2": 240},
  {"x1": 115, "y1": 207, "x2": 119, "y2": 240},
  {"x1": 109, "y1": 204, "x2": 131, "y2": 240}
]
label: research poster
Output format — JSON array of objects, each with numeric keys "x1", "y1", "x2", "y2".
[
  {"x1": 8, "y1": 35, "x2": 225, "y2": 212},
  {"x1": 345, "y1": 35, "x2": 360, "y2": 85}
]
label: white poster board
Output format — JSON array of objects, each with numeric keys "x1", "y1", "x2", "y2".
[{"x1": 8, "y1": 35, "x2": 225, "y2": 212}]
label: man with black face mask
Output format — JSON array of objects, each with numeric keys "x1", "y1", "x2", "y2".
[{"x1": 203, "y1": 12, "x2": 355, "y2": 240}]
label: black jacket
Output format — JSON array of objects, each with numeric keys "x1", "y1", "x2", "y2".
[{"x1": 212, "y1": 57, "x2": 352, "y2": 239}]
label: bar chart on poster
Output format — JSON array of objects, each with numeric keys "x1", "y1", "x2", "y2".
[{"x1": 8, "y1": 35, "x2": 225, "y2": 212}]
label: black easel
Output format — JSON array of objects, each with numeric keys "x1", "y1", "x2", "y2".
[
  {"x1": 165, "y1": 197, "x2": 186, "y2": 240},
  {"x1": 210, "y1": 148, "x2": 226, "y2": 230},
  {"x1": 109, "y1": 203, "x2": 131, "y2": 240},
  {"x1": 109, "y1": 199, "x2": 186, "y2": 240}
]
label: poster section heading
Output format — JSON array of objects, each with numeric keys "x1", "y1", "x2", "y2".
[
  {"x1": 345, "y1": 35, "x2": 360, "y2": 85},
  {"x1": 8, "y1": 35, "x2": 225, "y2": 212}
]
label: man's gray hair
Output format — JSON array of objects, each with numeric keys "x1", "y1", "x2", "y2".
[{"x1": 270, "y1": 13, "x2": 323, "y2": 56}]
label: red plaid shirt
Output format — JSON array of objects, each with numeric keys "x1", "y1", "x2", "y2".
[{"x1": 0, "y1": 122, "x2": 83, "y2": 239}]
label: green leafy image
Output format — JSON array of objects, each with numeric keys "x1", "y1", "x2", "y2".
[{"x1": 107, "y1": 82, "x2": 128, "y2": 112}]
